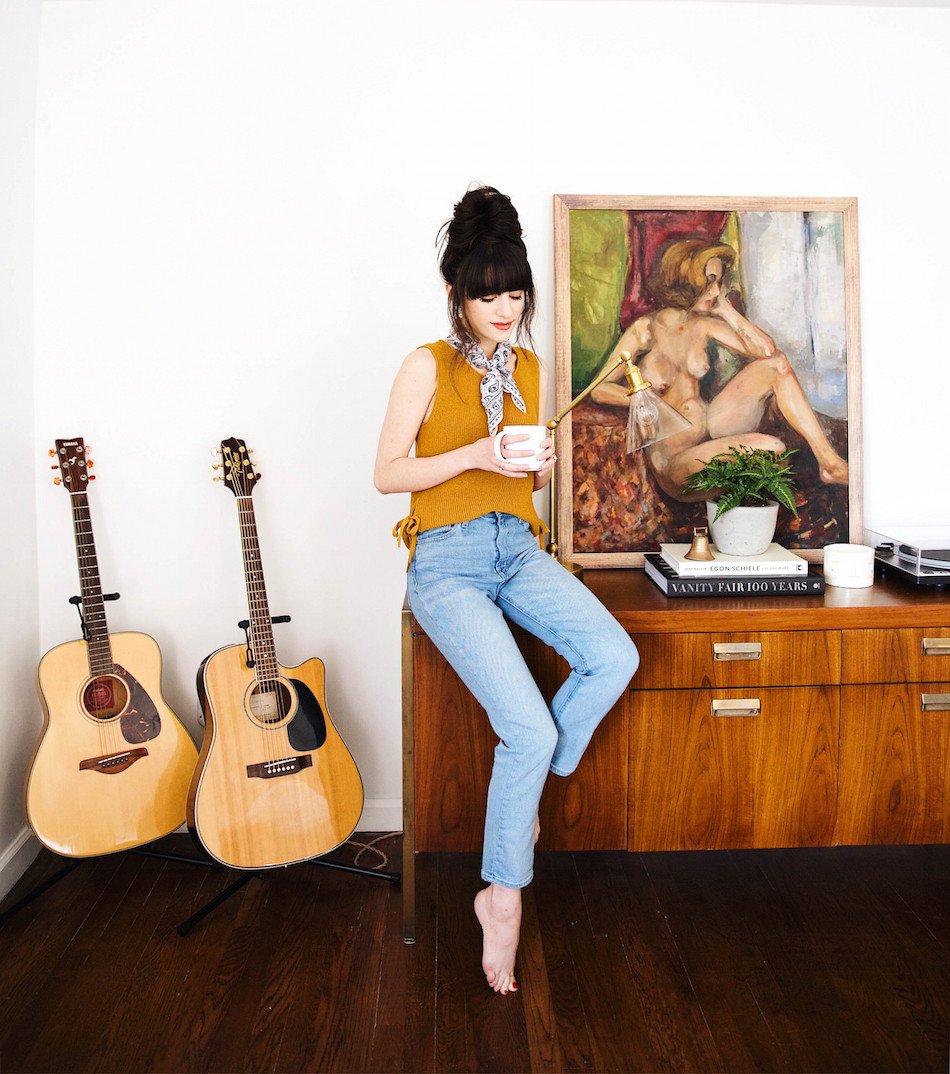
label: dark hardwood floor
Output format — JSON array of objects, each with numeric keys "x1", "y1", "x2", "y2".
[{"x1": 1, "y1": 836, "x2": 948, "y2": 1073}]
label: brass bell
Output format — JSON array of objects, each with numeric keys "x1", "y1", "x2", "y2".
[{"x1": 684, "y1": 526, "x2": 715, "y2": 561}]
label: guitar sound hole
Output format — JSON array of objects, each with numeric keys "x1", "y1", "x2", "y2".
[
  {"x1": 248, "y1": 680, "x2": 295, "y2": 726},
  {"x1": 82, "y1": 675, "x2": 130, "y2": 722}
]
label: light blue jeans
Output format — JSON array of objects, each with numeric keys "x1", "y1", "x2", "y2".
[{"x1": 407, "y1": 512, "x2": 639, "y2": 888}]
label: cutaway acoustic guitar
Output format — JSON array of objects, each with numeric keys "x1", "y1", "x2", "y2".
[
  {"x1": 187, "y1": 438, "x2": 363, "y2": 869},
  {"x1": 25, "y1": 438, "x2": 198, "y2": 857}
]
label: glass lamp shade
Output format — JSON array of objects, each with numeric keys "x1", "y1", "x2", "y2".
[{"x1": 625, "y1": 387, "x2": 692, "y2": 452}]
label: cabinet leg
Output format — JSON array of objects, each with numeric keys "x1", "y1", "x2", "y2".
[{"x1": 402, "y1": 599, "x2": 416, "y2": 944}]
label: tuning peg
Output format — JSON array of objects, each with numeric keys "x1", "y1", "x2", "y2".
[
  {"x1": 88, "y1": 474, "x2": 96, "y2": 481},
  {"x1": 50, "y1": 464, "x2": 58, "y2": 470},
  {"x1": 86, "y1": 459, "x2": 94, "y2": 468},
  {"x1": 53, "y1": 477, "x2": 61, "y2": 485},
  {"x1": 213, "y1": 476, "x2": 223, "y2": 482},
  {"x1": 48, "y1": 449, "x2": 56, "y2": 457}
]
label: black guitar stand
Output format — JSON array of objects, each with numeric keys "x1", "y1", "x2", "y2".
[
  {"x1": 1, "y1": 605, "x2": 400, "y2": 936},
  {"x1": 169, "y1": 847, "x2": 400, "y2": 938},
  {"x1": 70, "y1": 589, "x2": 121, "y2": 639}
]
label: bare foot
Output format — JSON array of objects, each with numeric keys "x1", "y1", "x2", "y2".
[
  {"x1": 534, "y1": 814, "x2": 541, "y2": 845},
  {"x1": 474, "y1": 884, "x2": 521, "y2": 995},
  {"x1": 819, "y1": 455, "x2": 849, "y2": 485}
]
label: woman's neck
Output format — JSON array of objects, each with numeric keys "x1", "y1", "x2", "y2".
[{"x1": 476, "y1": 337, "x2": 498, "y2": 360}]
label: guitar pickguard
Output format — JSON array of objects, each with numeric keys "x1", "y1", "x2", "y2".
[
  {"x1": 286, "y1": 677, "x2": 327, "y2": 752},
  {"x1": 113, "y1": 663, "x2": 161, "y2": 744}
]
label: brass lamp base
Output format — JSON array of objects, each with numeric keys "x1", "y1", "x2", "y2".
[{"x1": 545, "y1": 540, "x2": 585, "y2": 580}]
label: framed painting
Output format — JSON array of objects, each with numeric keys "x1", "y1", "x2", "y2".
[{"x1": 553, "y1": 195, "x2": 863, "y2": 567}]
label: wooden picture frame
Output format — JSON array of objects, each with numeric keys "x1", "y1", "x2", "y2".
[{"x1": 553, "y1": 195, "x2": 863, "y2": 567}]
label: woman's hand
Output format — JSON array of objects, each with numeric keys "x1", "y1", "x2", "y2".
[
  {"x1": 533, "y1": 435, "x2": 555, "y2": 473},
  {"x1": 468, "y1": 433, "x2": 534, "y2": 477},
  {"x1": 533, "y1": 436, "x2": 556, "y2": 490},
  {"x1": 713, "y1": 288, "x2": 740, "y2": 317}
]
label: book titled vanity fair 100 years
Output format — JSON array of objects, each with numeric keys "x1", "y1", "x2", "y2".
[{"x1": 644, "y1": 554, "x2": 825, "y2": 598}]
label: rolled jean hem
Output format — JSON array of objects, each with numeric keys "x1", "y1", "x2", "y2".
[
  {"x1": 549, "y1": 764, "x2": 573, "y2": 777},
  {"x1": 481, "y1": 869, "x2": 533, "y2": 889}
]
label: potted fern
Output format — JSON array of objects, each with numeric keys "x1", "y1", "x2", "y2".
[{"x1": 680, "y1": 446, "x2": 798, "y2": 556}]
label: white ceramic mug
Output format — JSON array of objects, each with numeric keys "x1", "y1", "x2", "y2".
[
  {"x1": 823, "y1": 543, "x2": 875, "y2": 588},
  {"x1": 492, "y1": 425, "x2": 547, "y2": 471}
]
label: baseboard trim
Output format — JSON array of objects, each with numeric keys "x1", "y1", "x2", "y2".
[
  {"x1": 356, "y1": 798, "x2": 401, "y2": 833},
  {"x1": 0, "y1": 826, "x2": 41, "y2": 903},
  {"x1": 0, "y1": 801, "x2": 401, "y2": 903}
]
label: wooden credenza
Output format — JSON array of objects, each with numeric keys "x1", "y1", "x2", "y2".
[{"x1": 400, "y1": 570, "x2": 950, "y2": 941}]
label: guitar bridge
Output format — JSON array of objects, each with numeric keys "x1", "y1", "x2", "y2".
[
  {"x1": 79, "y1": 747, "x2": 149, "y2": 774},
  {"x1": 246, "y1": 755, "x2": 313, "y2": 780}
]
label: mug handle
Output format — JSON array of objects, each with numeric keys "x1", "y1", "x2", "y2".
[{"x1": 493, "y1": 431, "x2": 507, "y2": 462}]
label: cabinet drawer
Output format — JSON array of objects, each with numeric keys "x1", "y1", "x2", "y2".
[
  {"x1": 629, "y1": 686, "x2": 838, "y2": 851},
  {"x1": 630, "y1": 630, "x2": 840, "y2": 689},
  {"x1": 839, "y1": 682, "x2": 950, "y2": 845},
  {"x1": 842, "y1": 627, "x2": 950, "y2": 684}
]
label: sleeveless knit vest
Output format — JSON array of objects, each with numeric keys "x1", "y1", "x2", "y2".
[{"x1": 393, "y1": 340, "x2": 545, "y2": 565}]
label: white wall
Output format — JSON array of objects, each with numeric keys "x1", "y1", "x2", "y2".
[
  {"x1": 4, "y1": 0, "x2": 949, "y2": 891},
  {"x1": 0, "y1": 0, "x2": 43, "y2": 900}
]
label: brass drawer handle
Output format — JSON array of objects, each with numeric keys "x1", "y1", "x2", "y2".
[
  {"x1": 713, "y1": 642, "x2": 762, "y2": 661},
  {"x1": 921, "y1": 693, "x2": 950, "y2": 712},
  {"x1": 711, "y1": 698, "x2": 761, "y2": 717},
  {"x1": 922, "y1": 638, "x2": 950, "y2": 657}
]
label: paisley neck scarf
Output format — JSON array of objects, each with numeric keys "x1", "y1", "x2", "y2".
[{"x1": 446, "y1": 333, "x2": 526, "y2": 436}]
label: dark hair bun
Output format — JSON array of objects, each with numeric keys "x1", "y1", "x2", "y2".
[{"x1": 440, "y1": 185, "x2": 526, "y2": 285}]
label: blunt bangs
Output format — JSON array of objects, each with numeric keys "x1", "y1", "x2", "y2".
[{"x1": 456, "y1": 242, "x2": 534, "y2": 301}]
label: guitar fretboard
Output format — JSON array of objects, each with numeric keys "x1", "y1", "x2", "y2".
[
  {"x1": 71, "y1": 491, "x2": 114, "y2": 676},
  {"x1": 236, "y1": 497, "x2": 278, "y2": 681}
]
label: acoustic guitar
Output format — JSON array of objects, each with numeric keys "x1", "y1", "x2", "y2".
[
  {"x1": 26, "y1": 438, "x2": 198, "y2": 857},
  {"x1": 187, "y1": 438, "x2": 363, "y2": 869}
]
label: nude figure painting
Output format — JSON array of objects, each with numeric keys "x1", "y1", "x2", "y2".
[{"x1": 553, "y1": 196, "x2": 862, "y2": 567}]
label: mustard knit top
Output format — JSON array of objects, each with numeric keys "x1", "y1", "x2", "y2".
[{"x1": 393, "y1": 340, "x2": 546, "y2": 565}]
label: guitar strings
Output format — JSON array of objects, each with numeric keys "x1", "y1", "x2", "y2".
[
  {"x1": 237, "y1": 463, "x2": 286, "y2": 766},
  {"x1": 232, "y1": 452, "x2": 264, "y2": 763},
  {"x1": 72, "y1": 488, "x2": 111, "y2": 754},
  {"x1": 237, "y1": 474, "x2": 270, "y2": 764}
]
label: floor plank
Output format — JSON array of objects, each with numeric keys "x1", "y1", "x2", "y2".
[
  {"x1": 366, "y1": 852, "x2": 438, "y2": 1073},
  {"x1": 579, "y1": 850, "x2": 722, "y2": 1072}
]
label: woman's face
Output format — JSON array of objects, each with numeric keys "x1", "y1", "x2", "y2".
[
  {"x1": 691, "y1": 256, "x2": 725, "y2": 312},
  {"x1": 463, "y1": 291, "x2": 526, "y2": 351}
]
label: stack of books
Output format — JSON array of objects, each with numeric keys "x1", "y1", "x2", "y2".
[{"x1": 644, "y1": 543, "x2": 825, "y2": 598}]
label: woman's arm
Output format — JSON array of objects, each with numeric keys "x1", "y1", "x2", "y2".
[
  {"x1": 373, "y1": 347, "x2": 532, "y2": 494},
  {"x1": 589, "y1": 316, "x2": 656, "y2": 407},
  {"x1": 701, "y1": 294, "x2": 777, "y2": 358},
  {"x1": 533, "y1": 357, "x2": 555, "y2": 492}
]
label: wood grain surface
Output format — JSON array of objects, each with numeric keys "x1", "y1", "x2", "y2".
[
  {"x1": 2, "y1": 836, "x2": 948, "y2": 1073},
  {"x1": 628, "y1": 686, "x2": 838, "y2": 851}
]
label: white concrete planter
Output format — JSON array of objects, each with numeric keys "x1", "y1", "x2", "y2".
[{"x1": 706, "y1": 500, "x2": 779, "y2": 557}]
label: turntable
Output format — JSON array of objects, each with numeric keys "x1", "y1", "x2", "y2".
[{"x1": 866, "y1": 526, "x2": 950, "y2": 587}]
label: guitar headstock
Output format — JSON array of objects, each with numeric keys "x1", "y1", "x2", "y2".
[
  {"x1": 50, "y1": 438, "x2": 95, "y2": 491},
  {"x1": 219, "y1": 438, "x2": 260, "y2": 497}
]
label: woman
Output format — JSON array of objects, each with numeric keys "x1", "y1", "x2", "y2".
[
  {"x1": 591, "y1": 238, "x2": 849, "y2": 498},
  {"x1": 375, "y1": 186, "x2": 638, "y2": 996}
]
